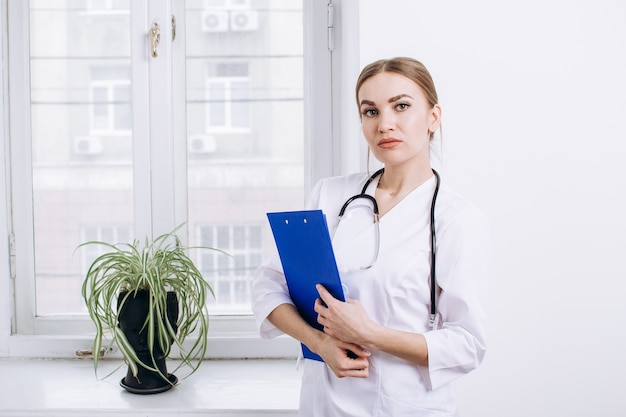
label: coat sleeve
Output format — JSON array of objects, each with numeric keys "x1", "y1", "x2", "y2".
[
  {"x1": 421, "y1": 205, "x2": 490, "y2": 390},
  {"x1": 251, "y1": 253, "x2": 294, "y2": 339},
  {"x1": 251, "y1": 179, "x2": 325, "y2": 338}
]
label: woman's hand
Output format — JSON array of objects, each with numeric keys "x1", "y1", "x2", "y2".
[
  {"x1": 267, "y1": 303, "x2": 370, "y2": 378},
  {"x1": 315, "y1": 284, "x2": 430, "y2": 368},
  {"x1": 313, "y1": 332, "x2": 371, "y2": 378},
  {"x1": 314, "y1": 284, "x2": 377, "y2": 348}
]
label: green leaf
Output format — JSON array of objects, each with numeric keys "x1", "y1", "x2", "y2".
[{"x1": 78, "y1": 222, "x2": 226, "y2": 385}]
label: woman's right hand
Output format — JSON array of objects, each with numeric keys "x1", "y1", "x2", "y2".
[
  {"x1": 267, "y1": 303, "x2": 370, "y2": 378},
  {"x1": 314, "y1": 332, "x2": 370, "y2": 378}
]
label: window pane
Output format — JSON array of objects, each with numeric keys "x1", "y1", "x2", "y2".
[
  {"x1": 92, "y1": 87, "x2": 109, "y2": 130},
  {"x1": 113, "y1": 84, "x2": 132, "y2": 130},
  {"x1": 185, "y1": 1, "x2": 304, "y2": 315},
  {"x1": 207, "y1": 82, "x2": 226, "y2": 126},
  {"x1": 231, "y1": 80, "x2": 250, "y2": 128},
  {"x1": 29, "y1": 1, "x2": 133, "y2": 315}
]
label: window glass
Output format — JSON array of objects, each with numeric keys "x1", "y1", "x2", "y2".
[
  {"x1": 185, "y1": 0, "x2": 304, "y2": 315},
  {"x1": 25, "y1": 0, "x2": 304, "y2": 320},
  {"x1": 29, "y1": 0, "x2": 133, "y2": 315}
]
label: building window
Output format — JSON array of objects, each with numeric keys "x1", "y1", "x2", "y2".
[
  {"x1": 90, "y1": 67, "x2": 132, "y2": 134},
  {"x1": 79, "y1": 225, "x2": 132, "y2": 270},
  {"x1": 206, "y1": 62, "x2": 250, "y2": 132},
  {"x1": 197, "y1": 224, "x2": 262, "y2": 314}
]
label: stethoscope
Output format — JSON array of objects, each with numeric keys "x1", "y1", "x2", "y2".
[{"x1": 335, "y1": 167, "x2": 441, "y2": 328}]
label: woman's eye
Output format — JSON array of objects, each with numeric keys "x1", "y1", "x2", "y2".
[
  {"x1": 396, "y1": 102, "x2": 410, "y2": 111},
  {"x1": 362, "y1": 108, "x2": 378, "y2": 117}
]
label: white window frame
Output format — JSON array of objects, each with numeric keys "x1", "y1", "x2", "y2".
[
  {"x1": 0, "y1": 0, "x2": 335, "y2": 359},
  {"x1": 0, "y1": 0, "x2": 12, "y2": 356}
]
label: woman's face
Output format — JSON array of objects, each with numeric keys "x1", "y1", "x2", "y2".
[{"x1": 358, "y1": 71, "x2": 441, "y2": 169}]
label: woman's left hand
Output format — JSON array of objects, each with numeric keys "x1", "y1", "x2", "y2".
[{"x1": 314, "y1": 284, "x2": 377, "y2": 347}]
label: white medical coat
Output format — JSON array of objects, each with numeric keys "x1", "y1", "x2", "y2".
[{"x1": 252, "y1": 172, "x2": 489, "y2": 417}]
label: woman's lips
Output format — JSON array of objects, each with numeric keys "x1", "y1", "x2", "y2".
[{"x1": 378, "y1": 138, "x2": 402, "y2": 149}]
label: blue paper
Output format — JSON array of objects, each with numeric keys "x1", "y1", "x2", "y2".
[{"x1": 267, "y1": 210, "x2": 345, "y2": 362}]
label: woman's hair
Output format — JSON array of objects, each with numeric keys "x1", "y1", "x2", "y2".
[
  {"x1": 356, "y1": 57, "x2": 442, "y2": 170},
  {"x1": 355, "y1": 57, "x2": 439, "y2": 136}
]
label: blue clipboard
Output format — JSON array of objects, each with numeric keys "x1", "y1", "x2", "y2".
[{"x1": 267, "y1": 210, "x2": 345, "y2": 362}]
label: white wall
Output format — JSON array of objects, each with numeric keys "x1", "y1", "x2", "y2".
[{"x1": 337, "y1": 1, "x2": 626, "y2": 416}]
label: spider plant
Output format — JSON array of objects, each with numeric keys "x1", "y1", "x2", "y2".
[{"x1": 78, "y1": 223, "x2": 227, "y2": 386}]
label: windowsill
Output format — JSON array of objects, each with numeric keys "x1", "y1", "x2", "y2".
[{"x1": 0, "y1": 358, "x2": 302, "y2": 416}]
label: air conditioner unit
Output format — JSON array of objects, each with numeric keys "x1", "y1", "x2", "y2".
[
  {"x1": 229, "y1": 10, "x2": 258, "y2": 32},
  {"x1": 188, "y1": 134, "x2": 217, "y2": 154},
  {"x1": 73, "y1": 136, "x2": 103, "y2": 155},
  {"x1": 201, "y1": 11, "x2": 229, "y2": 32}
]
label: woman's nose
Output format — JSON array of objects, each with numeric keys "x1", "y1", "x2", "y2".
[{"x1": 378, "y1": 110, "x2": 395, "y2": 133}]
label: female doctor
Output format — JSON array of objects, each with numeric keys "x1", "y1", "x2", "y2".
[{"x1": 252, "y1": 57, "x2": 489, "y2": 416}]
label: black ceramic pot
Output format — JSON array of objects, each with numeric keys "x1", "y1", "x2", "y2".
[{"x1": 117, "y1": 290, "x2": 179, "y2": 394}]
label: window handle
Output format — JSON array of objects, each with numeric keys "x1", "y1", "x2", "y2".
[{"x1": 149, "y1": 22, "x2": 161, "y2": 58}]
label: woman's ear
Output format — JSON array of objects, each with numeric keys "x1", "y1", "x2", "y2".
[{"x1": 429, "y1": 104, "x2": 442, "y2": 133}]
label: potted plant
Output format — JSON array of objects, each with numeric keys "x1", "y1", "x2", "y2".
[{"x1": 78, "y1": 223, "x2": 226, "y2": 394}]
